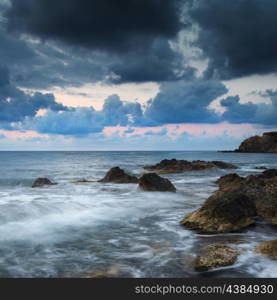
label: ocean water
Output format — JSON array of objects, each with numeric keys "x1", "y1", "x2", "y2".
[{"x1": 0, "y1": 151, "x2": 276, "y2": 278}]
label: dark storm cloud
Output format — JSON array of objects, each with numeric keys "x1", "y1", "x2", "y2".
[
  {"x1": 0, "y1": 66, "x2": 67, "y2": 124},
  {"x1": 221, "y1": 93, "x2": 277, "y2": 125},
  {"x1": 189, "y1": 0, "x2": 277, "y2": 79},
  {"x1": 0, "y1": 23, "x2": 109, "y2": 89},
  {"x1": 6, "y1": 0, "x2": 182, "y2": 51},
  {"x1": 4, "y1": 0, "x2": 190, "y2": 84},
  {"x1": 110, "y1": 39, "x2": 195, "y2": 83},
  {"x1": 145, "y1": 80, "x2": 227, "y2": 124}
]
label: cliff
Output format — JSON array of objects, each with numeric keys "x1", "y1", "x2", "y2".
[{"x1": 235, "y1": 132, "x2": 277, "y2": 153}]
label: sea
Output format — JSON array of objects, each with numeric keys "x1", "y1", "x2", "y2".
[{"x1": 0, "y1": 151, "x2": 276, "y2": 278}]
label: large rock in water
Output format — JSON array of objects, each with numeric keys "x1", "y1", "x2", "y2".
[
  {"x1": 194, "y1": 243, "x2": 239, "y2": 272},
  {"x1": 255, "y1": 240, "x2": 277, "y2": 259},
  {"x1": 139, "y1": 173, "x2": 176, "y2": 192},
  {"x1": 235, "y1": 131, "x2": 277, "y2": 153},
  {"x1": 181, "y1": 194, "x2": 256, "y2": 233},
  {"x1": 98, "y1": 167, "x2": 138, "y2": 184},
  {"x1": 181, "y1": 169, "x2": 277, "y2": 232},
  {"x1": 32, "y1": 178, "x2": 57, "y2": 188},
  {"x1": 144, "y1": 159, "x2": 237, "y2": 174}
]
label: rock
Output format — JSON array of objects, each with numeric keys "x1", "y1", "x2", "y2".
[
  {"x1": 32, "y1": 178, "x2": 57, "y2": 188},
  {"x1": 243, "y1": 170, "x2": 277, "y2": 225},
  {"x1": 138, "y1": 173, "x2": 176, "y2": 192},
  {"x1": 144, "y1": 159, "x2": 237, "y2": 174},
  {"x1": 181, "y1": 193, "x2": 256, "y2": 233},
  {"x1": 255, "y1": 240, "x2": 277, "y2": 259},
  {"x1": 255, "y1": 166, "x2": 268, "y2": 170},
  {"x1": 215, "y1": 173, "x2": 245, "y2": 193},
  {"x1": 235, "y1": 131, "x2": 277, "y2": 153},
  {"x1": 70, "y1": 179, "x2": 95, "y2": 183},
  {"x1": 194, "y1": 243, "x2": 239, "y2": 272},
  {"x1": 181, "y1": 169, "x2": 277, "y2": 232},
  {"x1": 64, "y1": 267, "x2": 124, "y2": 278},
  {"x1": 98, "y1": 167, "x2": 138, "y2": 184}
]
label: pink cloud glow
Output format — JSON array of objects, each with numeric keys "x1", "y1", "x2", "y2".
[
  {"x1": 0, "y1": 130, "x2": 48, "y2": 139},
  {"x1": 103, "y1": 122, "x2": 262, "y2": 139}
]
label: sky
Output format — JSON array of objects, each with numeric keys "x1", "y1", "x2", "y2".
[{"x1": 0, "y1": 0, "x2": 277, "y2": 150}]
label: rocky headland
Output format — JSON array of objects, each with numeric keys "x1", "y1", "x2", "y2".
[{"x1": 221, "y1": 131, "x2": 277, "y2": 153}]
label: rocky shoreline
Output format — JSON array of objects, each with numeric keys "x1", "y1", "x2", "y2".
[
  {"x1": 30, "y1": 157, "x2": 277, "y2": 274},
  {"x1": 220, "y1": 131, "x2": 277, "y2": 153}
]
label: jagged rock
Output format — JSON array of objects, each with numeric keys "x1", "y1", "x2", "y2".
[
  {"x1": 255, "y1": 240, "x2": 277, "y2": 259},
  {"x1": 194, "y1": 243, "x2": 239, "y2": 272},
  {"x1": 235, "y1": 131, "x2": 277, "y2": 153},
  {"x1": 181, "y1": 169, "x2": 277, "y2": 232},
  {"x1": 181, "y1": 193, "x2": 256, "y2": 233},
  {"x1": 98, "y1": 167, "x2": 138, "y2": 184},
  {"x1": 138, "y1": 173, "x2": 176, "y2": 192},
  {"x1": 32, "y1": 178, "x2": 57, "y2": 188},
  {"x1": 144, "y1": 159, "x2": 237, "y2": 174}
]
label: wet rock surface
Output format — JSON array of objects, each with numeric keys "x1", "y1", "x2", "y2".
[
  {"x1": 144, "y1": 159, "x2": 238, "y2": 174},
  {"x1": 255, "y1": 240, "x2": 277, "y2": 259},
  {"x1": 98, "y1": 167, "x2": 139, "y2": 184},
  {"x1": 32, "y1": 178, "x2": 57, "y2": 188},
  {"x1": 181, "y1": 194, "x2": 256, "y2": 233},
  {"x1": 181, "y1": 169, "x2": 277, "y2": 232},
  {"x1": 194, "y1": 243, "x2": 239, "y2": 272},
  {"x1": 139, "y1": 173, "x2": 176, "y2": 192}
]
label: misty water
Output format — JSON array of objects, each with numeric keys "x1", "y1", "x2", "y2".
[{"x1": 0, "y1": 151, "x2": 276, "y2": 278}]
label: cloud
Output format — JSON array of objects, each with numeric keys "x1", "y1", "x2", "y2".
[
  {"x1": 189, "y1": 0, "x2": 277, "y2": 79},
  {"x1": 6, "y1": 0, "x2": 182, "y2": 52},
  {"x1": 23, "y1": 94, "x2": 146, "y2": 135},
  {"x1": 0, "y1": 66, "x2": 67, "y2": 125},
  {"x1": 145, "y1": 79, "x2": 228, "y2": 123},
  {"x1": 221, "y1": 92, "x2": 277, "y2": 125},
  {"x1": 3, "y1": 0, "x2": 192, "y2": 85}
]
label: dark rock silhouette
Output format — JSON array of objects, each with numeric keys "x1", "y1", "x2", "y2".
[
  {"x1": 98, "y1": 167, "x2": 138, "y2": 184},
  {"x1": 235, "y1": 131, "x2": 277, "y2": 153},
  {"x1": 32, "y1": 178, "x2": 57, "y2": 188},
  {"x1": 144, "y1": 159, "x2": 237, "y2": 174},
  {"x1": 139, "y1": 173, "x2": 176, "y2": 192}
]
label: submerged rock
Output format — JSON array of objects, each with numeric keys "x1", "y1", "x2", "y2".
[
  {"x1": 138, "y1": 173, "x2": 176, "y2": 192},
  {"x1": 255, "y1": 240, "x2": 277, "y2": 259},
  {"x1": 181, "y1": 194, "x2": 256, "y2": 233},
  {"x1": 144, "y1": 159, "x2": 237, "y2": 174},
  {"x1": 98, "y1": 167, "x2": 138, "y2": 184},
  {"x1": 181, "y1": 169, "x2": 277, "y2": 232},
  {"x1": 64, "y1": 267, "x2": 125, "y2": 278},
  {"x1": 255, "y1": 166, "x2": 268, "y2": 170},
  {"x1": 235, "y1": 131, "x2": 277, "y2": 153},
  {"x1": 70, "y1": 179, "x2": 95, "y2": 183},
  {"x1": 194, "y1": 243, "x2": 239, "y2": 272},
  {"x1": 32, "y1": 178, "x2": 57, "y2": 188}
]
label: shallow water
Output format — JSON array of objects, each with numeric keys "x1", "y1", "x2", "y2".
[{"x1": 0, "y1": 151, "x2": 276, "y2": 277}]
